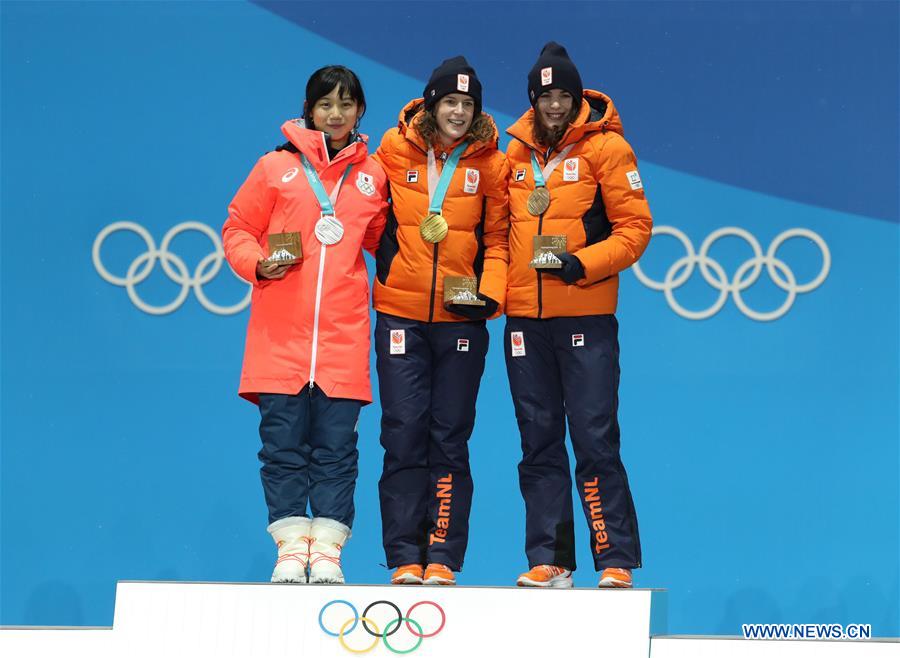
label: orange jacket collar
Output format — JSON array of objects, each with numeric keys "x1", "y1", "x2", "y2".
[
  {"x1": 506, "y1": 89, "x2": 623, "y2": 152},
  {"x1": 281, "y1": 119, "x2": 369, "y2": 170}
]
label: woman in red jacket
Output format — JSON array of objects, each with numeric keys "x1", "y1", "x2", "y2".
[{"x1": 222, "y1": 66, "x2": 388, "y2": 584}]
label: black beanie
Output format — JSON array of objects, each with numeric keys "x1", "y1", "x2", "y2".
[
  {"x1": 423, "y1": 55, "x2": 483, "y2": 116},
  {"x1": 527, "y1": 42, "x2": 583, "y2": 106}
]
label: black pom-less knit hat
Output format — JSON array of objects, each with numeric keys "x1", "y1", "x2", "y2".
[
  {"x1": 527, "y1": 41, "x2": 583, "y2": 106},
  {"x1": 423, "y1": 55, "x2": 483, "y2": 116}
]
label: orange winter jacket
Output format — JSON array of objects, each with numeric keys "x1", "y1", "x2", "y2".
[
  {"x1": 373, "y1": 99, "x2": 510, "y2": 322},
  {"x1": 506, "y1": 90, "x2": 652, "y2": 318},
  {"x1": 223, "y1": 120, "x2": 388, "y2": 404}
]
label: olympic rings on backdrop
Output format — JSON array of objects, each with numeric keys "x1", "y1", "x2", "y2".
[
  {"x1": 630, "y1": 226, "x2": 830, "y2": 321},
  {"x1": 92, "y1": 221, "x2": 252, "y2": 315},
  {"x1": 318, "y1": 599, "x2": 446, "y2": 654}
]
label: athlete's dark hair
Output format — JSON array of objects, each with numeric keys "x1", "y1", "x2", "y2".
[{"x1": 304, "y1": 65, "x2": 366, "y2": 125}]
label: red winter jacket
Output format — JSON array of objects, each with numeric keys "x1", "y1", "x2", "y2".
[{"x1": 223, "y1": 120, "x2": 388, "y2": 403}]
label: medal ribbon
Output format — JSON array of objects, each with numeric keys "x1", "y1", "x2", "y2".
[
  {"x1": 426, "y1": 142, "x2": 470, "y2": 214},
  {"x1": 300, "y1": 154, "x2": 353, "y2": 216},
  {"x1": 529, "y1": 144, "x2": 576, "y2": 189}
]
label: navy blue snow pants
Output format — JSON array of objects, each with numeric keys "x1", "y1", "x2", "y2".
[
  {"x1": 504, "y1": 314, "x2": 642, "y2": 571},
  {"x1": 258, "y1": 386, "x2": 362, "y2": 527},
  {"x1": 375, "y1": 312, "x2": 489, "y2": 571}
]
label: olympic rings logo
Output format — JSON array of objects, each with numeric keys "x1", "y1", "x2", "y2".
[
  {"x1": 92, "y1": 221, "x2": 251, "y2": 315},
  {"x1": 630, "y1": 226, "x2": 830, "y2": 321},
  {"x1": 318, "y1": 599, "x2": 446, "y2": 654}
]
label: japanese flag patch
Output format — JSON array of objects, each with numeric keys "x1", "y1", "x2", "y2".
[
  {"x1": 407, "y1": 170, "x2": 419, "y2": 184},
  {"x1": 572, "y1": 333, "x2": 585, "y2": 347},
  {"x1": 390, "y1": 329, "x2": 406, "y2": 355},
  {"x1": 457, "y1": 74, "x2": 470, "y2": 92},
  {"x1": 457, "y1": 338, "x2": 469, "y2": 352},
  {"x1": 563, "y1": 158, "x2": 579, "y2": 182},
  {"x1": 514, "y1": 169, "x2": 526, "y2": 182},
  {"x1": 464, "y1": 168, "x2": 480, "y2": 194},
  {"x1": 626, "y1": 170, "x2": 643, "y2": 190},
  {"x1": 510, "y1": 331, "x2": 526, "y2": 357},
  {"x1": 357, "y1": 171, "x2": 375, "y2": 196}
]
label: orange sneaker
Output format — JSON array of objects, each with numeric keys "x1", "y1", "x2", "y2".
[
  {"x1": 598, "y1": 567, "x2": 632, "y2": 588},
  {"x1": 516, "y1": 565, "x2": 573, "y2": 588},
  {"x1": 390, "y1": 564, "x2": 424, "y2": 585},
  {"x1": 423, "y1": 563, "x2": 456, "y2": 586}
]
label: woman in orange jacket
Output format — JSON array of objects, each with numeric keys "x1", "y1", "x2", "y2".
[
  {"x1": 222, "y1": 66, "x2": 388, "y2": 585},
  {"x1": 504, "y1": 43, "x2": 652, "y2": 589},
  {"x1": 373, "y1": 56, "x2": 509, "y2": 585}
]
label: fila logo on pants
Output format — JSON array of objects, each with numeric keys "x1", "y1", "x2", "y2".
[
  {"x1": 584, "y1": 477, "x2": 611, "y2": 554},
  {"x1": 429, "y1": 474, "x2": 453, "y2": 545}
]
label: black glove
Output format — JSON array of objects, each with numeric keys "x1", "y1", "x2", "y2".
[
  {"x1": 544, "y1": 252, "x2": 586, "y2": 284},
  {"x1": 446, "y1": 294, "x2": 499, "y2": 321}
]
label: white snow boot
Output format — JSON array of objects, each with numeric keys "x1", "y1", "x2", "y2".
[
  {"x1": 308, "y1": 518, "x2": 351, "y2": 584},
  {"x1": 267, "y1": 516, "x2": 312, "y2": 583}
]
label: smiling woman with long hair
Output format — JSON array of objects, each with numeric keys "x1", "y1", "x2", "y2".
[
  {"x1": 504, "y1": 42, "x2": 653, "y2": 589},
  {"x1": 222, "y1": 65, "x2": 388, "y2": 585},
  {"x1": 372, "y1": 56, "x2": 509, "y2": 586}
]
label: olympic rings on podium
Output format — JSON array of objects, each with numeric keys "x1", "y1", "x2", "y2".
[
  {"x1": 340, "y1": 617, "x2": 381, "y2": 654},
  {"x1": 405, "y1": 601, "x2": 445, "y2": 638},
  {"x1": 318, "y1": 598, "x2": 446, "y2": 654},
  {"x1": 319, "y1": 599, "x2": 359, "y2": 636},
  {"x1": 383, "y1": 617, "x2": 424, "y2": 654},
  {"x1": 362, "y1": 600, "x2": 403, "y2": 637}
]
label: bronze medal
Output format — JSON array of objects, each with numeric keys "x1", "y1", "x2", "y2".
[
  {"x1": 420, "y1": 213, "x2": 449, "y2": 244},
  {"x1": 527, "y1": 187, "x2": 551, "y2": 216}
]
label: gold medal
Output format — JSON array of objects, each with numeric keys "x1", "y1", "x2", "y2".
[
  {"x1": 527, "y1": 187, "x2": 551, "y2": 216},
  {"x1": 420, "y1": 213, "x2": 449, "y2": 243}
]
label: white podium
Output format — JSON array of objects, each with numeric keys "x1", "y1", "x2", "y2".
[
  {"x1": 112, "y1": 580, "x2": 661, "y2": 657},
  {"x1": 3, "y1": 582, "x2": 896, "y2": 657}
]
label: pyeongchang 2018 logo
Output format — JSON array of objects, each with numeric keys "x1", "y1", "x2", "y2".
[
  {"x1": 630, "y1": 226, "x2": 830, "y2": 321},
  {"x1": 318, "y1": 599, "x2": 445, "y2": 654}
]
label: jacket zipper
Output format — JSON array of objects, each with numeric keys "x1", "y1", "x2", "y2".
[
  {"x1": 428, "y1": 243, "x2": 439, "y2": 322},
  {"x1": 309, "y1": 243, "x2": 328, "y2": 389},
  {"x1": 425, "y1": 143, "x2": 449, "y2": 323},
  {"x1": 536, "y1": 212, "x2": 544, "y2": 319},
  {"x1": 304, "y1": 135, "x2": 359, "y2": 390},
  {"x1": 536, "y1": 147, "x2": 552, "y2": 320}
]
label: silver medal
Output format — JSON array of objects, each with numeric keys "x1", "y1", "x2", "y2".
[{"x1": 315, "y1": 215, "x2": 344, "y2": 245}]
